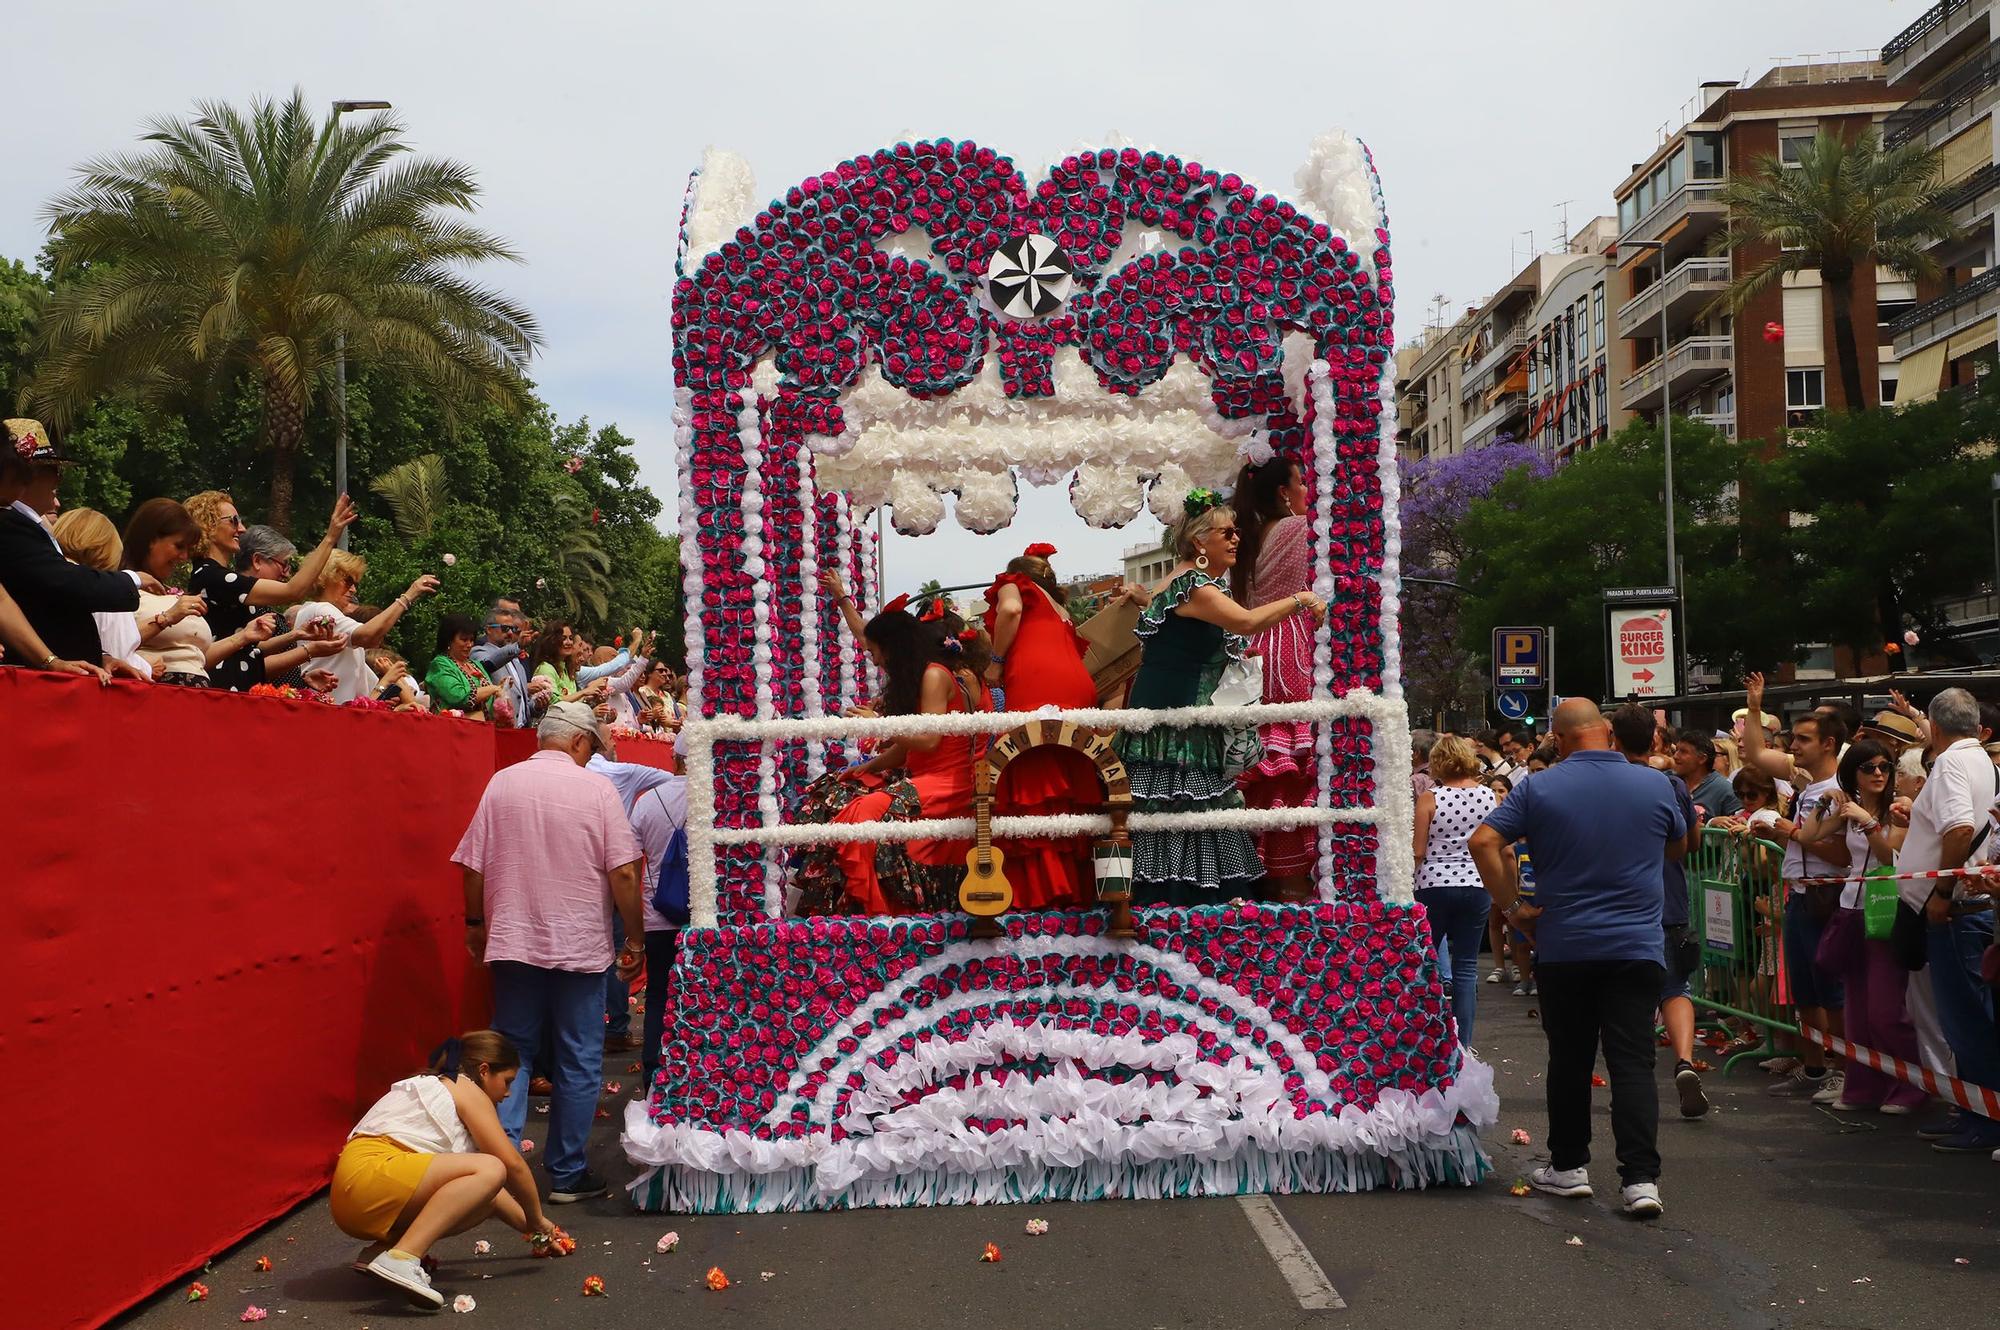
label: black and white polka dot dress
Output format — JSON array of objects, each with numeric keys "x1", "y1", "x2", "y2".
[
  {"x1": 1418, "y1": 783, "x2": 1497, "y2": 891},
  {"x1": 189, "y1": 556, "x2": 266, "y2": 692}
]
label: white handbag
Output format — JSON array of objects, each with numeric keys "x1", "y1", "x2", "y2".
[{"x1": 1211, "y1": 652, "x2": 1265, "y2": 708}]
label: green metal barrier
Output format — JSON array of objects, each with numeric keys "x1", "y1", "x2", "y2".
[{"x1": 1688, "y1": 825, "x2": 1801, "y2": 1073}]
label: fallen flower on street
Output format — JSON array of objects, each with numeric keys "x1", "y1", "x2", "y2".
[
  {"x1": 1024, "y1": 1218, "x2": 1049, "y2": 1235},
  {"x1": 1510, "y1": 1129, "x2": 1531, "y2": 1145},
  {"x1": 581, "y1": 1275, "x2": 607, "y2": 1296},
  {"x1": 452, "y1": 1294, "x2": 477, "y2": 1313},
  {"x1": 253, "y1": 1257, "x2": 272, "y2": 1272},
  {"x1": 656, "y1": 1232, "x2": 680, "y2": 1253},
  {"x1": 980, "y1": 1243, "x2": 1003, "y2": 1263},
  {"x1": 187, "y1": 1283, "x2": 209, "y2": 1302},
  {"x1": 473, "y1": 1240, "x2": 491, "y2": 1256},
  {"x1": 1591, "y1": 1074, "x2": 1608, "y2": 1087},
  {"x1": 239, "y1": 1308, "x2": 268, "y2": 1323},
  {"x1": 1508, "y1": 1180, "x2": 1531, "y2": 1197},
  {"x1": 1564, "y1": 1237, "x2": 1584, "y2": 1247},
  {"x1": 706, "y1": 1266, "x2": 731, "y2": 1291}
]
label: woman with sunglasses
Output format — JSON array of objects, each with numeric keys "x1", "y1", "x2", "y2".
[
  {"x1": 183, "y1": 490, "x2": 357, "y2": 691},
  {"x1": 1117, "y1": 491, "x2": 1324, "y2": 907},
  {"x1": 1794, "y1": 738, "x2": 1928, "y2": 1114}
]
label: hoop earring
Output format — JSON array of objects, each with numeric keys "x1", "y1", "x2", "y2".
[{"x1": 1194, "y1": 551, "x2": 1210, "y2": 572}]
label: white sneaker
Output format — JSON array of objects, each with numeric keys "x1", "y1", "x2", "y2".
[
  {"x1": 366, "y1": 1251, "x2": 443, "y2": 1310},
  {"x1": 351, "y1": 1241, "x2": 389, "y2": 1273},
  {"x1": 1621, "y1": 1182, "x2": 1663, "y2": 1218},
  {"x1": 1486, "y1": 968, "x2": 1504, "y2": 984},
  {"x1": 1529, "y1": 1164, "x2": 1592, "y2": 1198},
  {"x1": 1810, "y1": 1071, "x2": 1847, "y2": 1105}
]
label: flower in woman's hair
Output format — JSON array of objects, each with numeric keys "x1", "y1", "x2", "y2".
[
  {"x1": 1022, "y1": 541, "x2": 1058, "y2": 559},
  {"x1": 1182, "y1": 487, "x2": 1223, "y2": 518}
]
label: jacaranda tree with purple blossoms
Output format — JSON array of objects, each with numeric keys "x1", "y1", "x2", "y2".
[{"x1": 1399, "y1": 437, "x2": 1549, "y2": 724}]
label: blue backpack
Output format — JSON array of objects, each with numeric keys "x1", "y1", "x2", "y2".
[{"x1": 646, "y1": 788, "x2": 691, "y2": 927}]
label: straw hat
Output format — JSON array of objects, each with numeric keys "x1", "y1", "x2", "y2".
[
  {"x1": 1731, "y1": 706, "x2": 1778, "y2": 732},
  {"x1": 1860, "y1": 711, "x2": 1924, "y2": 749}
]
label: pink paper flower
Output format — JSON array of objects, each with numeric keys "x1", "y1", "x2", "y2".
[{"x1": 240, "y1": 1308, "x2": 269, "y2": 1323}]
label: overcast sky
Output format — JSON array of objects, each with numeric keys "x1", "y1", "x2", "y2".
[{"x1": 10, "y1": 0, "x2": 1905, "y2": 595}]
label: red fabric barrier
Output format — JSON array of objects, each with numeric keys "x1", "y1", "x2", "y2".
[
  {"x1": 0, "y1": 672, "x2": 495, "y2": 1330},
  {"x1": 614, "y1": 732, "x2": 679, "y2": 772}
]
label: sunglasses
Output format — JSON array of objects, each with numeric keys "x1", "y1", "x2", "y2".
[
  {"x1": 222, "y1": 515, "x2": 247, "y2": 529},
  {"x1": 1213, "y1": 528, "x2": 1242, "y2": 541},
  {"x1": 1857, "y1": 761, "x2": 1892, "y2": 774}
]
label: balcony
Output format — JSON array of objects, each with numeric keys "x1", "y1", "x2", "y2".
[
  {"x1": 1615, "y1": 257, "x2": 1733, "y2": 339},
  {"x1": 1884, "y1": 0, "x2": 1993, "y2": 89},
  {"x1": 1884, "y1": 48, "x2": 2000, "y2": 151},
  {"x1": 1462, "y1": 391, "x2": 1528, "y2": 449},
  {"x1": 1691, "y1": 411, "x2": 1737, "y2": 439},
  {"x1": 1618, "y1": 335, "x2": 1734, "y2": 411},
  {"x1": 1617, "y1": 180, "x2": 1727, "y2": 256},
  {"x1": 1938, "y1": 162, "x2": 2000, "y2": 238},
  {"x1": 1459, "y1": 323, "x2": 1530, "y2": 403},
  {"x1": 1891, "y1": 266, "x2": 2000, "y2": 356}
]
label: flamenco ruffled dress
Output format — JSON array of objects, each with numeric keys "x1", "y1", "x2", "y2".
[
  {"x1": 1239, "y1": 515, "x2": 1318, "y2": 880},
  {"x1": 1114, "y1": 570, "x2": 1264, "y2": 906},
  {"x1": 984, "y1": 573, "x2": 1102, "y2": 909},
  {"x1": 793, "y1": 665, "x2": 991, "y2": 915}
]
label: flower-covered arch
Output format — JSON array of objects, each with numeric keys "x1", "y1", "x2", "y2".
[{"x1": 631, "y1": 132, "x2": 1491, "y2": 1214}]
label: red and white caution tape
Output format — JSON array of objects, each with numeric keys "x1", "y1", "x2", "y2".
[
  {"x1": 1799, "y1": 1026, "x2": 2000, "y2": 1121},
  {"x1": 1783, "y1": 864, "x2": 2000, "y2": 889}
]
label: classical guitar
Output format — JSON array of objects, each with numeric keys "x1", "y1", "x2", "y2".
[{"x1": 960, "y1": 761, "x2": 1014, "y2": 923}]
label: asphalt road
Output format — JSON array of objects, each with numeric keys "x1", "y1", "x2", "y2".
[{"x1": 116, "y1": 982, "x2": 1999, "y2": 1330}]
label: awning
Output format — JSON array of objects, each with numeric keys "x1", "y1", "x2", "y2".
[
  {"x1": 1897, "y1": 339, "x2": 1949, "y2": 404},
  {"x1": 1947, "y1": 320, "x2": 1999, "y2": 361}
]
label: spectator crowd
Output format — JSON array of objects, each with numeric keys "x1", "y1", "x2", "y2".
[{"x1": 0, "y1": 416, "x2": 686, "y2": 734}]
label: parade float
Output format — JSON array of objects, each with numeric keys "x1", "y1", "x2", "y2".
[{"x1": 622, "y1": 130, "x2": 1499, "y2": 1212}]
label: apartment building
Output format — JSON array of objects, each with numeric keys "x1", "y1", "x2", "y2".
[
  {"x1": 1396, "y1": 306, "x2": 1478, "y2": 464},
  {"x1": 1523, "y1": 215, "x2": 1636, "y2": 462},
  {"x1": 1881, "y1": 0, "x2": 2000, "y2": 399},
  {"x1": 1611, "y1": 61, "x2": 1902, "y2": 444}
]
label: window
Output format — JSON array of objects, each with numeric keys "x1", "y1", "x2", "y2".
[
  {"x1": 1619, "y1": 193, "x2": 1638, "y2": 231},
  {"x1": 1880, "y1": 371, "x2": 1899, "y2": 404},
  {"x1": 1779, "y1": 129, "x2": 1816, "y2": 167},
  {"x1": 1667, "y1": 150, "x2": 1685, "y2": 193},
  {"x1": 1876, "y1": 278, "x2": 1917, "y2": 340},
  {"x1": 1786, "y1": 368, "x2": 1825, "y2": 425},
  {"x1": 1577, "y1": 298, "x2": 1591, "y2": 355},
  {"x1": 1593, "y1": 284, "x2": 1607, "y2": 347},
  {"x1": 1689, "y1": 132, "x2": 1723, "y2": 180}
]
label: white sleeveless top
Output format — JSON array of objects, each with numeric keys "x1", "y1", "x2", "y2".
[
  {"x1": 348, "y1": 1075, "x2": 473, "y2": 1154},
  {"x1": 1418, "y1": 783, "x2": 1498, "y2": 891}
]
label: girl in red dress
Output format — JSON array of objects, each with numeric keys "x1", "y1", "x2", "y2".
[
  {"x1": 794, "y1": 606, "x2": 992, "y2": 915},
  {"x1": 983, "y1": 545, "x2": 1108, "y2": 909}
]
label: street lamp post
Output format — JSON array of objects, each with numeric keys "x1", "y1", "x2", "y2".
[
  {"x1": 1619, "y1": 239, "x2": 1677, "y2": 591},
  {"x1": 329, "y1": 100, "x2": 392, "y2": 547}
]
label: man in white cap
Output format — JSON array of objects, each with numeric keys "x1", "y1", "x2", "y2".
[{"x1": 453, "y1": 700, "x2": 645, "y2": 1203}]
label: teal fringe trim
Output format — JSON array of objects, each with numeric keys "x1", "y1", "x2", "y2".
[{"x1": 627, "y1": 1125, "x2": 1490, "y2": 1214}]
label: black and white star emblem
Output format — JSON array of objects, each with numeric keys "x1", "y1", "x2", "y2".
[{"x1": 985, "y1": 233, "x2": 1074, "y2": 319}]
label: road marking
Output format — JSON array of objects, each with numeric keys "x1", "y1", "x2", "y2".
[{"x1": 1237, "y1": 1195, "x2": 1346, "y2": 1311}]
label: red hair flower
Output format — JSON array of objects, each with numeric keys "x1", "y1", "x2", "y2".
[
  {"x1": 882, "y1": 593, "x2": 911, "y2": 615},
  {"x1": 920, "y1": 598, "x2": 949, "y2": 622},
  {"x1": 1023, "y1": 542, "x2": 1058, "y2": 559}
]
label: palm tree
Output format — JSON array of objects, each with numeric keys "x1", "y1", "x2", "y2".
[
  {"x1": 28, "y1": 89, "x2": 540, "y2": 530},
  {"x1": 549, "y1": 490, "x2": 613, "y2": 625},
  {"x1": 1713, "y1": 128, "x2": 1955, "y2": 413},
  {"x1": 368, "y1": 453, "x2": 447, "y2": 539}
]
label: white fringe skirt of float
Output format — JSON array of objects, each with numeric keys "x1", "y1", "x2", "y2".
[{"x1": 622, "y1": 1055, "x2": 1497, "y2": 1214}]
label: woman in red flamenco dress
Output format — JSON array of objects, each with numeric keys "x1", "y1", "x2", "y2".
[
  {"x1": 794, "y1": 604, "x2": 994, "y2": 915},
  {"x1": 982, "y1": 544, "x2": 1117, "y2": 910}
]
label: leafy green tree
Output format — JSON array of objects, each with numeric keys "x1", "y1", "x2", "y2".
[
  {"x1": 1714, "y1": 128, "x2": 1954, "y2": 412},
  {"x1": 1457, "y1": 417, "x2": 1801, "y2": 696},
  {"x1": 0, "y1": 256, "x2": 43, "y2": 408},
  {"x1": 28, "y1": 89, "x2": 540, "y2": 531},
  {"x1": 1755, "y1": 381, "x2": 2000, "y2": 662}
]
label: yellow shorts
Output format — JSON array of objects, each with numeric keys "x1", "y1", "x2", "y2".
[{"x1": 330, "y1": 1135, "x2": 435, "y2": 1242}]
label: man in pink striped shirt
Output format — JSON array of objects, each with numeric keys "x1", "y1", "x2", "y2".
[{"x1": 455, "y1": 702, "x2": 644, "y2": 1203}]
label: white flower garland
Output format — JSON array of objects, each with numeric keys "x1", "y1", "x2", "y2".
[
  {"x1": 1292, "y1": 129, "x2": 1386, "y2": 268},
  {"x1": 736, "y1": 399, "x2": 784, "y2": 917},
  {"x1": 681, "y1": 692, "x2": 1401, "y2": 926},
  {"x1": 682, "y1": 147, "x2": 759, "y2": 267},
  {"x1": 711, "y1": 803, "x2": 1381, "y2": 849},
  {"x1": 798, "y1": 450, "x2": 824, "y2": 783},
  {"x1": 834, "y1": 496, "x2": 859, "y2": 714},
  {"x1": 672, "y1": 387, "x2": 704, "y2": 712}
]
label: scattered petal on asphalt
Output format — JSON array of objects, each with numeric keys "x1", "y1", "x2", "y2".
[
  {"x1": 253, "y1": 1257, "x2": 273, "y2": 1272},
  {"x1": 451, "y1": 1295, "x2": 477, "y2": 1313},
  {"x1": 1565, "y1": 1237, "x2": 1584, "y2": 1247},
  {"x1": 240, "y1": 1309, "x2": 269, "y2": 1323},
  {"x1": 706, "y1": 1266, "x2": 730, "y2": 1291},
  {"x1": 1024, "y1": 1218, "x2": 1049, "y2": 1235},
  {"x1": 760, "y1": 1271, "x2": 775, "y2": 1281},
  {"x1": 1510, "y1": 1129, "x2": 1531, "y2": 1145},
  {"x1": 473, "y1": 1240, "x2": 491, "y2": 1256},
  {"x1": 656, "y1": 1232, "x2": 680, "y2": 1253},
  {"x1": 1508, "y1": 1180, "x2": 1531, "y2": 1197}
]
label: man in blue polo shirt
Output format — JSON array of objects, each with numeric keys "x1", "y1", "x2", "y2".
[{"x1": 1470, "y1": 697, "x2": 1685, "y2": 1219}]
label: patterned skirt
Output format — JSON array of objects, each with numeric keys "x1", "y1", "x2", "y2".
[
  {"x1": 1114, "y1": 722, "x2": 1264, "y2": 908},
  {"x1": 789, "y1": 771, "x2": 963, "y2": 916}
]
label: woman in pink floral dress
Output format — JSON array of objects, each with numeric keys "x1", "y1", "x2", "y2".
[{"x1": 1231, "y1": 458, "x2": 1318, "y2": 903}]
